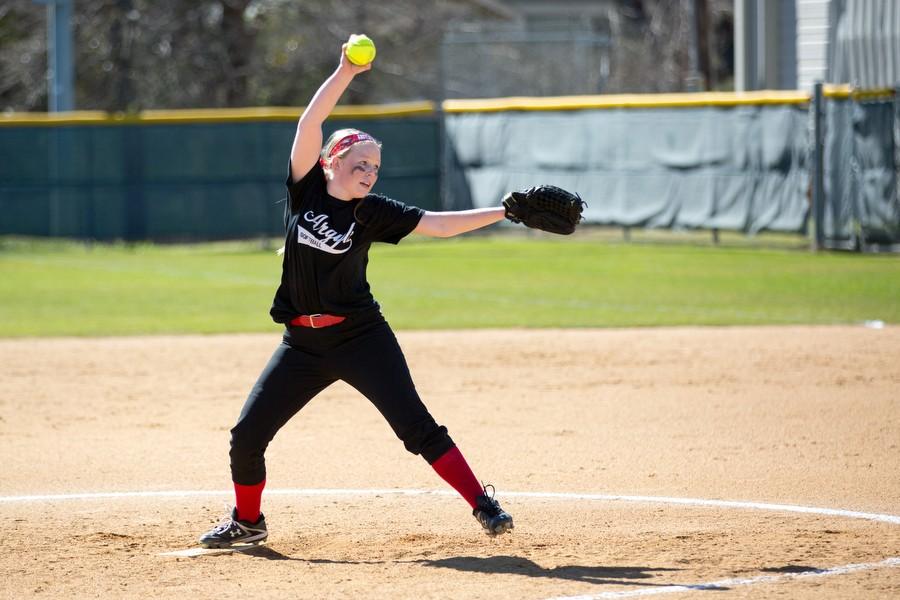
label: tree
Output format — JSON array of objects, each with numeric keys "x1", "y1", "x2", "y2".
[
  {"x1": 0, "y1": 0, "x2": 735, "y2": 111},
  {"x1": 607, "y1": 0, "x2": 734, "y2": 93},
  {"x1": 0, "y1": 1, "x2": 48, "y2": 111}
]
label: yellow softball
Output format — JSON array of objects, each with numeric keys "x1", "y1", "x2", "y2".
[{"x1": 345, "y1": 34, "x2": 376, "y2": 66}]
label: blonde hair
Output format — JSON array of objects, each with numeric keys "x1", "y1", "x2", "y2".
[
  {"x1": 319, "y1": 128, "x2": 382, "y2": 172},
  {"x1": 276, "y1": 129, "x2": 381, "y2": 256}
]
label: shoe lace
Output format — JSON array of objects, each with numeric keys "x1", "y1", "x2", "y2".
[
  {"x1": 478, "y1": 483, "x2": 502, "y2": 516},
  {"x1": 482, "y1": 483, "x2": 496, "y2": 501},
  {"x1": 211, "y1": 504, "x2": 237, "y2": 534}
]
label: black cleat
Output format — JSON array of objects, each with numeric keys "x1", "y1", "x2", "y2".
[
  {"x1": 199, "y1": 508, "x2": 268, "y2": 548},
  {"x1": 473, "y1": 485, "x2": 514, "y2": 536}
]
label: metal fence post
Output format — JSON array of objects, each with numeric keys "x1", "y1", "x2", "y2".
[
  {"x1": 895, "y1": 85, "x2": 900, "y2": 225},
  {"x1": 438, "y1": 36, "x2": 448, "y2": 212},
  {"x1": 811, "y1": 81, "x2": 825, "y2": 251},
  {"x1": 123, "y1": 124, "x2": 145, "y2": 242},
  {"x1": 34, "y1": 0, "x2": 75, "y2": 112}
]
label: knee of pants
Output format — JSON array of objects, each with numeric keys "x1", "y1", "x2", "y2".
[
  {"x1": 399, "y1": 418, "x2": 455, "y2": 464},
  {"x1": 229, "y1": 424, "x2": 270, "y2": 485}
]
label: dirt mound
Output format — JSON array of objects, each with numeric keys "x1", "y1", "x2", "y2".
[{"x1": 2, "y1": 326, "x2": 898, "y2": 599}]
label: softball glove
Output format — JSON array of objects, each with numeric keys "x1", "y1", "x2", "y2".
[{"x1": 502, "y1": 185, "x2": 585, "y2": 235}]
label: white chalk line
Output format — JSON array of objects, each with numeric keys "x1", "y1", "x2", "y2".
[
  {"x1": 3, "y1": 488, "x2": 899, "y2": 597},
  {"x1": 544, "y1": 557, "x2": 900, "y2": 600},
  {"x1": 160, "y1": 546, "x2": 256, "y2": 558},
  {"x1": 2, "y1": 487, "x2": 899, "y2": 525}
]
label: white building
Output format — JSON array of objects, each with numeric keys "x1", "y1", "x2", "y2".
[{"x1": 737, "y1": 0, "x2": 900, "y2": 91}]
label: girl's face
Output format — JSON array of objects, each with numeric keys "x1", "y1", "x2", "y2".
[{"x1": 330, "y1": 142, "x2": 381, "y2": 199}]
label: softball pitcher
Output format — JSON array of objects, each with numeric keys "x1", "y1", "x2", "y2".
[{"x1": 198, "y1": 41, "x2": 513, "y2": 548}]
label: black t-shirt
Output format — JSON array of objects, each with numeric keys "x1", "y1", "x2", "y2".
[{"x1": 269, "y1": 162, "x2": 424, "y2": 324}]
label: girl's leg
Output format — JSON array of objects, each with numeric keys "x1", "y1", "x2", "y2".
[
  {"x1": 429, "y1": 445, "x2": 486, "y2": 509},
  {"x1": 229, "y1": 341, "x2": 335, "y2": 520},
  {"x1": 334, "y1": 324, "x2": 483, "y2": 508},
  {"x1": 233, "y1": 480, "x2": 266, "y2": 523}
]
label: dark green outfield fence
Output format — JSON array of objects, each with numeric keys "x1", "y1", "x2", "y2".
[
  {"x1": 0, "y1": 106, "x2": 440, "y2": 241},
  {"x1": 1, "y1": 90, "x2": 897, "y2": 249}
]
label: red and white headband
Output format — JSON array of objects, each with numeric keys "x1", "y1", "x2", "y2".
[{"x1": 320, "y1": 132, "x2": 377, "y2": 167}]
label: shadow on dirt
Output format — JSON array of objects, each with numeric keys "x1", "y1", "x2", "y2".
[
  {"x1": 238, "y1": 548, "x2": 721, "y2": 591},
  {"x1": 760, "y1": 564, "x2": 821, "y2": 574},
  {"x1": 415, "y1": 555, "x2": 684, "y2": 587},
  {"x1": 239, "y1": 546, "x2": 302, "y2": 561}
]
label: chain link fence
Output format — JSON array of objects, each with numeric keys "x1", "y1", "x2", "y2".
[{"x1": 439, "y1": 26, "x2": 611, "y2": 100}]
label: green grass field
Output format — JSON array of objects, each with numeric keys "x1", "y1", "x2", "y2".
[{"x1": 1, "y1": 234, "x2": 897, "y2": 336}]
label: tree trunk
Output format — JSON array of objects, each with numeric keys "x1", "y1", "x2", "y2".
[{"x1": 221, "y1": 0, "x2": 252, "y2": 107}]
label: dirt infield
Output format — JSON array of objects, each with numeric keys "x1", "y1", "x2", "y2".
[{"x1": 2, "y1": 326, "x2": 899, "y2": 599}]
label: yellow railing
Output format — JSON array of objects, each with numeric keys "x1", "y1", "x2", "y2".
[
  {"x1": 443, "y1": 90, "x2": 811, "y2": 112},
  {"x1": 0, "y1": 101, "x2": 436, "y2": 126},
  {"x1": 1, "y1": 86, "x2": 894, "y2": 125}
]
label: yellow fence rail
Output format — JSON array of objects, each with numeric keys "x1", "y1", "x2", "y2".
[{"x1": 1, "y1": 86, "x2": 894, "y2": 125}]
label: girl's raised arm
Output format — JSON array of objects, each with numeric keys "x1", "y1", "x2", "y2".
[{"x1": 289, "y1": 43, "x2": 372, "y2": 181}]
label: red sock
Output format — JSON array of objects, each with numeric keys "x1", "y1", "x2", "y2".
[
  {"x1": 233, "y1": 480, "x2": 265, "y2": 523},
  {"x1": 431, "y1": 446, "x2": 484, "y2": 509}
]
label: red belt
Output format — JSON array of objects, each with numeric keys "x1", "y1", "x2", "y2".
[{"x1": 290, "y1": 314, "x2": 346, "y2": 329}]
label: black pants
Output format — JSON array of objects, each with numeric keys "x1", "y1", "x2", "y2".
[{"x1": 229, "y1": 313, "x2": 455, "y2": 485}]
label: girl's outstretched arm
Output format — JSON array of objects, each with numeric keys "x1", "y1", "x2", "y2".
[{"x1": 414, "y1": 207, "x2": 507, "y2": 238}]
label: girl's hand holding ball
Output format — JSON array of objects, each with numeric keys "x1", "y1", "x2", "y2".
[{"x1": 344, "y1": 34, "x2": 376, "y2": 67}]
